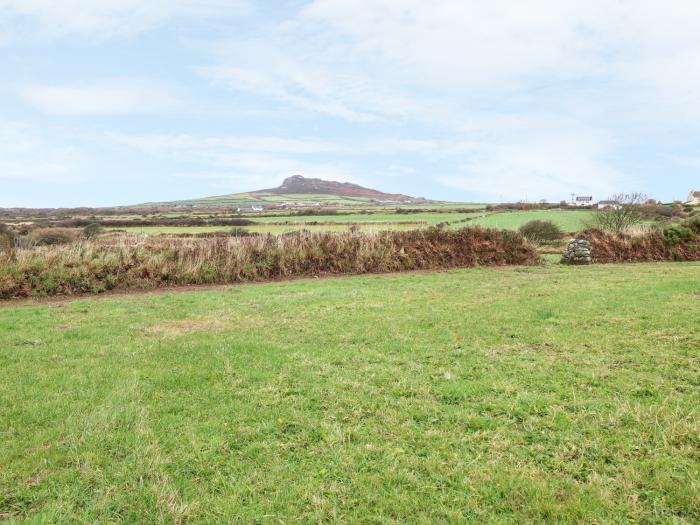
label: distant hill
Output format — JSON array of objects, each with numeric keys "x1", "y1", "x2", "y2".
[
  {"x1": 261, "y1": 175, "x2": 416, "y2": 200},
  {"x1": 162, "y1": 175, "x2": 428, "y2": 207}
]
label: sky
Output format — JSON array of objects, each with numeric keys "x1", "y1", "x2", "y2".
[{"x1": 1, "y1": 0, "x2": 699, "y2": 207}]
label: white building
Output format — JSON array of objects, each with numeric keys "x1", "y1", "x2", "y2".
[
  {"x1": 597, "y1": 200, "x2": 619, "y2": 210},
  {"x1": 574, "y1": 196, "x2": 593, "y2": 207}
]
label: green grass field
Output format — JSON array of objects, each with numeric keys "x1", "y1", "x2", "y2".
[
  {"x1": 110, "y1": 210, "x2": 598, "y2": 235},
  {"x1": 467, "y1": 210, "x2": 595, "y2": 232},
  {"x1": 251, "y1": 212, "x2": 481, "y2": 224},
  {"x1": 110, "y1": 223, "x2": 428, "y2": 235},
  {"x1": 1, "y1": 263, "x2": 698, "y2": 523}
]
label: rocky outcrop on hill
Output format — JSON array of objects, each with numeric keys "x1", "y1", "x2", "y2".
[{"x1": 265, "y1": 175, "x2": 421, "y2": 201}]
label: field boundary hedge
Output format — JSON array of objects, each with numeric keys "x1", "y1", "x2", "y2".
[
  {"x1": 580, "y1": 222, "x2": 700, "y2": 263},
  {"x1": 0, "y1": 227, "x2": 539, "y2": 299}
]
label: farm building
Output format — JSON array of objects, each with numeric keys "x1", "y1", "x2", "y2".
[
  {"x1": 687, "y1": 191, "x2": 700, "y2": 205},
  {"x1": 237, "y1": 206, "x2": 263, "y2": 212},
  {"x1": 597, "y1": 200, "x2": 619, "y2": 209},
  {"x1": 574, "y1": 196, "x2": 593, "y2": 207}
]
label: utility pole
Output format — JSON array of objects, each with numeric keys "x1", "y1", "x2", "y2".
[{"x1": 570, "y1": 193, "x2": 576, "y2": 205}]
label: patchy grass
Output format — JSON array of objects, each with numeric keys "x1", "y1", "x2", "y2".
[{"x1": 1, "y1": 263, "x2": 699, "y2": 523}]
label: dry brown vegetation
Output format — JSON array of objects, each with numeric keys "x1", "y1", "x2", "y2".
[
  {"x1": 581, "y1": 219, "x2": 700, "y2": 262},
  {"x1": 0, "y1": 227, "x2": 539, "y2": 299}
]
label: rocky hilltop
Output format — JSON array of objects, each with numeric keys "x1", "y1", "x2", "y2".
[{"x1": 264, "y1": 175, "x2": 420, "y2": 201}]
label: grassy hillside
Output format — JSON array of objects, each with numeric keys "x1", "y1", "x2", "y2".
[
  {"x1": 2, "y1": 263, "x2": 699, "y2": 522},
  {"x1": 154, "y1": 192, "x2": 379, "y2": 207}
]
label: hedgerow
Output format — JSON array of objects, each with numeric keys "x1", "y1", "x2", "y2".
[{"x1": 0, "y1": 227, "x2": 540, "y2": 299}]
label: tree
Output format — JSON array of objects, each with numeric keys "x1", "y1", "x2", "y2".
[{"x1": 592, "y1": 192, "x2": 647, "y2": 232}]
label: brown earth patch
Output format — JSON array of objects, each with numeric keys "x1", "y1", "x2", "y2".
[{"x1": 146, "y1": 314, "x2": 265, "y2": 336}]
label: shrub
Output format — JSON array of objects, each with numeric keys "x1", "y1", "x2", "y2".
[
  {"x1": 654, "y1": 206, "x2": 683, "y2": 218},
  {"x1": 0, "y1": 224, "x2": 14, "y2": 253},
  {"x1": 518, "y1": 220, "x2": 563, "y2": 244},
  {"x1": 82, "y1": 223, "x2": 104, "y2": 239},
  {"x1": 229, "y1": 227, "x2": 256, "y2": 237},
  {"x1": 663, "y1": 224, "x2": 695, "y2": 247},
  {"x1": 685, "y1": 216, "x2": 700, "y2": 234},
  {"x1": 27, "y1": 228, "x2": 76, "y2": 246},
  {"x1": 291, "y1": 208, "x2": 338, "y2": 216},
  {"x1": 0, "y1": 233, "x2": 12, "y2": 254}
]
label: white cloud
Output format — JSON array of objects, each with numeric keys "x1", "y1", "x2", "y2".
[
  {"x1": 194, "y1": 0, "x2": 700, "y2": 199},
  {"x1": 19, "y1": 80, "x2": 180, "y2": 116},
  {"x1": 199, "y1": 50, "x2": 417, "y2": 123},
  {"x1": 109, "y1": 132, "x2": 370, "y2": 191},
  {"x1": 0, "y1": 0, "x2": 247, "y2": 38},
  {"x1": 110, "y1": 133, "x2": 338, "y2": 159},
  {"x1": 109, "y1": 127, "x2": 631, "y2": 201},
  {"x1": 439, "y1": 141, "x2": 622, "y2": 202},
  {"x1": 4, "y1": 1, "x2": 699, "y2": 203},
  {"x1": 0, "y1": 121, "x2": 83, "y2": 181},
  {"x1": 199, "y1": 1, "x2": 700, "y2": 127}
]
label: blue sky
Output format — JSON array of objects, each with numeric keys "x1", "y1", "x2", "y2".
[{"x1": 1, "y1": 0, "x2": 699, "y2": 207}]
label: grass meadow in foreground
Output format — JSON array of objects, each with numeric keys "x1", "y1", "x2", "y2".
[{"x1": 1, "y1": 263, "x2": 699, "y2": 523}]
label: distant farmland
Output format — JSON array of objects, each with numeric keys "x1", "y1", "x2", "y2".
[{"x1": 103, "y1": 210, "x2": 590, "y2": 235}]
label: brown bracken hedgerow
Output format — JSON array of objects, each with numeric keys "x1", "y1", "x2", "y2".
[
  {"x1": 579, "y1": 221, "x2": 700, "y2": 263},
  {"x1": 0, "y1": 227, "x2": 539, "y2": 299}
]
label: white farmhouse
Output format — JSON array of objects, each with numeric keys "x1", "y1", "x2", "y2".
[
  {"x1": 574, "y1": 196, "x2": 593, "y2": 207},
  {"x1": 597, "y1": 200, "x2": 619, "y2": 210}
]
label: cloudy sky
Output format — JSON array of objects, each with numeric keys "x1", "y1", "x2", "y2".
[{"x1": 1, "y1": 0, "x2": 699, "y2": 206}]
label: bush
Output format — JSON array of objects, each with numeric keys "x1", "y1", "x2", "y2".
[
  {"x1": 654, "y1": 206, "x2": 684, "y2": 218},
  {"x1": 0, "y1": 233, "x2": 12, "y2": 254},
  {"x1": 0, "y1": 224, "x2": 14, "y2": 253},
  {"x1": 27, "y1": 228, "x2": 76, "y2": 246},
  {"x1": 663, "y1": 224, "x2": 695, "y2": 247},
  {"x1": 518, "y1": 220, "x2": 563, "y2": 244},
  {"x1": 685, "y1": 216, "x2": 700, "y2": 234},
  {"x1": 229, "y1": 227, "x2": 255, "y2": 237},
  {"x1": 82, "y1": 223, "x2": 104, "y2": 239}
]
